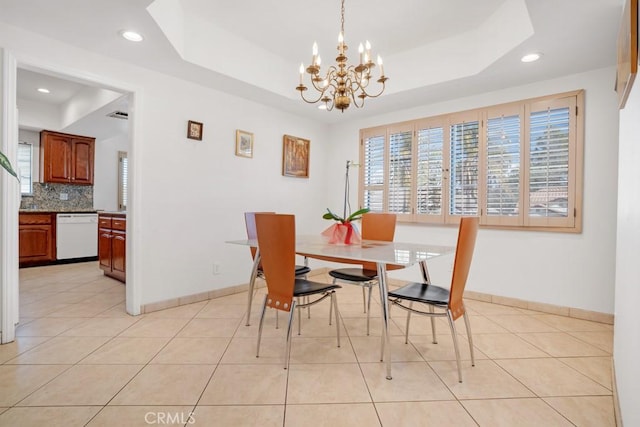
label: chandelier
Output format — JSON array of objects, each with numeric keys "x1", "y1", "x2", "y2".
[{"x1": 296, "y1": 0, "x2": 388, "y2": 112}]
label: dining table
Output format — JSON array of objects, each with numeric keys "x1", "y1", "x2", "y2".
[{"x1": 226, "y1": 234, "x2": 454, "y2": 379}]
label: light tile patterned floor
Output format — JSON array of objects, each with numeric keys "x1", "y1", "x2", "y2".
[{"x1": 0, "y1": 262, "x2": 616, "y2": 426}]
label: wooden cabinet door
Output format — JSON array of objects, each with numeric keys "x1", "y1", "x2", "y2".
[
  {"x1": 19, "y1": 225, "x2": 54, "y2": 262},
  {"x1": 98, "y1": 229, "x2": 113, "y2": 272},
  {"x1": 71, "y1": 138, "x2": 94, "y2": 185},
  {"x1": 111, "y1": 231, "x2": 126, "y2": 281},
  {"x1": 43, "y1": 133, "x2": 71, "y2": 183}
]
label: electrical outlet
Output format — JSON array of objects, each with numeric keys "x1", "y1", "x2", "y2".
[
  {"x1": 213, "y1": 263, "x2": 221, "y2": 275},
  {"x1": 60, "y1": 193, "x2": 69, "y2": 200}
]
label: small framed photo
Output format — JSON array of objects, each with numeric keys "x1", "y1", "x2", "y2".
[
  {"x1": 282, "y1": 134, "x2": 310, "y2": 178},
  {"x1": 235, "y1": 129, "x2": 254, "y2": 158},
  {"x1": 187, "y1": 120, "x2": 203, "y2": 140}
]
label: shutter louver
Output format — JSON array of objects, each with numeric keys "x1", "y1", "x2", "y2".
[
  {"x1": 416, "y1": 126, "x2": 443, "y2": 216},
  {"x1": 17, "y1": 143, "x2": 33, "y2": 195},
  {"x1": 529, "y1": 107, "x2": 570, "y2": 218},
  {"x1": 450, "y1": 121, "x2": 479, "y2": 216},
  {"x1": 486, "y1": 115, "x2": 520, "y2": 217},
  {"x1": 388, "y1": 130, "x2": 413, "y2": 214},
  {"x1": 363, "y1": 134, "x2": 384, "y2": 212},
  {"x1": 118, "y1": 151, "x2": 128, "y2": 210}
]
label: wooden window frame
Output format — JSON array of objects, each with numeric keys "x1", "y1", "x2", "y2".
[{"x1": 358, "y1": 90, "x2": 584, "y2": 233}]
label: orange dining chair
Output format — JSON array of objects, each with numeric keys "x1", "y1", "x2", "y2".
[
  {"x1": 245, "y1": 211, "x2": 311, "y2": 326},
  {"x1": 328, "y1": 213, "x2": 402, "y2": 335},
  {"x1": 388, "y1": 216, "x2": 479, "y2": 383},
  {"x1": 255, "y1": 213, "x2": 341, "y2": 369}
]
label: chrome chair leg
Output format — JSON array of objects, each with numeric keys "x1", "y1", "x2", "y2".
[
  {"x1": 366, "y1": 284, "x2": 373, "y2": 336},
  {"x1": 361, "y1": 286, "x2": 367, "y2": 313},
  {"x1": 463, "y1": 310, "x2": 475, "y2": 366},
  {"x1": 446, "y1": 309, "x2": 463, "y2": 383},
  {"x1": 404, "y1": 301, "x2": 413, "y2": 344},
  {"x1": 285, "y1": 300, "x2": 297, "y2": 370},
  {"x1": 429, "y1": 304, "x2": 438, "y2": 344},
  {"x1": 331, "y1": 291, "x2": 341, "y2": 348},
  {"x1": 329, "y1": 277, "x2": 338, "y2": 325},
  {"x1": 297, "y1": 297, "x2": 302, "y2": 335},
  {"x1": 256, "y1": 295, "x2": 268, "y2": 358}
]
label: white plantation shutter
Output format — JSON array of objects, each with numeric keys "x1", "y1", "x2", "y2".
[
  {"x1": 483, "y1": 108, "x2": 523, "y2": 226},
  {"x1": 388, "y1": 127, "x2": 413, "y2": 215},
  {"x1": 416, "y1": 122, "x2": 444, "y2": 222},
  {"x1": 449, "y1": 116, "x2": 479, "y2": 220},
  {"x1": 17, "y1": 142, "x2": 33, "y2": 195},
  {"x1": 358, "y1": 90, "x2": 583, "y2": 232},
  {"x1": 361, "y1": 129, "x2": 385, "y2": 212},
  {"x1": 118, "y1": 151, "x2": 128, "y2": 210},
  {"x1": 526, "y1": 96, "x2": 576, "y2": 228}
]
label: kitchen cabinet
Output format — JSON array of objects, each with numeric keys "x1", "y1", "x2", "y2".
[
  {"x1": 40, "y1": 130, "x2": 95, "y2": 185},
  {"x1": 19, "y1": 213, "x2": 56, "y2": 265},
  {"x1": 98, "y1": 213, "x2": 126, "y2": 282}
]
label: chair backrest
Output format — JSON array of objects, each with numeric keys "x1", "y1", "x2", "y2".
[
  {"x1": 448, "y1": 217, "x2": 479, "y2": 320},
  {"x1": 255, "y1": 213, "x2": 296, "y2": 312},
  {"x1": 361, "y1": 213, "x2": 397, "y2": 271},
  {"x1": 245, "y1": 211, "x2": 275, "y2": 261}
]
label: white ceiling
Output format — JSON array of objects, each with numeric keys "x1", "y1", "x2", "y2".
[{"x1": 2, "y1": 0, "x2": 624, "y2": 125}]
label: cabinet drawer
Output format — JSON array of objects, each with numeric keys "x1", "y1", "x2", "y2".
[
  {"x1": 112, "y1": 218, "x2": 126, "y2": 231},
  {"x1": 19, "y1": 214, "x2": 53, "y2": 225},
  {"x1": 98, "y1": 217, "x2": 112, "y2": 228}
]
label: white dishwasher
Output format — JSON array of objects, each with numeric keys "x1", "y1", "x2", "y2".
[{"x1": 56, "y1": 213, "x2": 98, "y2": 260}]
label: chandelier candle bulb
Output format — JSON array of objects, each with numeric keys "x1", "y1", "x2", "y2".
[{"x1": 378, "y1": 56, "x2": 384, "y2": 76}]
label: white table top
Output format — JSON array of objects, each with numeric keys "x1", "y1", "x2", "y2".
[{"x1": 227, "y1": 234, "x2": 454, "y2": 266}]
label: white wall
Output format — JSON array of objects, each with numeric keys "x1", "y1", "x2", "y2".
[
  {"x1": 614, "y1": 75, "x2": 640, "y2": 426},
  {"x1": 0, "y1": 23, "x2": 331, "y2": 308},
  {"x1": 93, "y1": 133, "x2": 128, "y2": 212},
  {"x1": 327, "y1": 67, "x2": 620, "y2": 315}
]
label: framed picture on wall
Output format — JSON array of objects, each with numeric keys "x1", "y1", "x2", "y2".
[
  {"x1": 615, "y1": 0, "x2": 638, "y2": 109},
  {"x1": 282, "y1": 134, "x2": 310, "y2": 178},
  {"x1": 235, "y1": 129, "x2": 253, "y2": 158},
  {"x1": 187, "y1": 120, "x2": 203, "y2": 140}
]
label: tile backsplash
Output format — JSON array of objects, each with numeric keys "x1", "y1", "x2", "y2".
[{"x1": 21, "y1": 182, "x2": 93, "y2": 211}]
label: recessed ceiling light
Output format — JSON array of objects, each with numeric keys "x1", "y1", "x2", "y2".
[
  {"x1": 121, "y1": 30, "x2": 144, "y2": 42},
  {"x1": 318, "y1": 104, "x2": 327, "y2": 110},
  {"x1": 37, "y1": 88, "x2": 50, "y2": 94},
  {"x1": 521, "y1": 53, "x2": 542, "y2": 63}
]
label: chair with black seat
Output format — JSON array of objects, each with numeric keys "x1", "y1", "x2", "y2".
[
  {"x1": 388, "y1": 216, "x2": 479, "y2": 383},
  {"x1": 328, "y1": 213, "x2": 401, "y2": 335},
  {"x1": 245, "y1": 212, "x2": 311, "y2": 326},
  {"x1": 255, "y1": 213, "x2": 341, "y2": 369}
]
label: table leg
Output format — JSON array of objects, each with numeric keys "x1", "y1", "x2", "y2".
[
  {"x1": 245, "y1": 250, "x2": 261, "y2": 326},
  {"x1": 376, "y1": 263, "x2": 392, "y2": 380},
  {"x1": 419, "y1": 260, "x2": 432, "y2": 284}
]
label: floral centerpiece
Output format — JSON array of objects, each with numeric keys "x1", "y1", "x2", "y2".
[{"x1": 321, "y1": 207, "x2": 369, "y2": 245}]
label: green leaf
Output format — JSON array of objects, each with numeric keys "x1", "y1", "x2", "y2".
[
  {"x1": 346, "y1": 207, "x2": 370, "y2": 222},
  {"x1": 0, "y1": 151, "x2": 19, "y2": 180},
  {"x1": 322, "y1": 208, "x2": 342, "y2": 222}
]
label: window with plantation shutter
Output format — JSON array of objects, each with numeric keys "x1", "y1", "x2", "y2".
[
  {"x1": 526, "y1": 96, "x2": 576, "y2": 228},
  {"x1": 17, "y1": 142, "x2": 33, "y2": 195},
  {"x1": 449, "y1": 116, "x2": 479, "y2": 219},
  {"x1": 361, "y1": 129, "x2": 385, "y2": 213},
  {"x1": 118, "y1": 151, "x2": 128, "y2": 211},
  {"x1": 388, "y1": 127, "x2": 413, "y2": 215},
  {"x1": 416, "y1": 122, "x2": 444, "y2": 222},
  {"x1": 359, "y1": 90, "x2": 583, "y2": 232},
  {"x1": 483, "y1": 109, "x2": 523, "y2": 226}
]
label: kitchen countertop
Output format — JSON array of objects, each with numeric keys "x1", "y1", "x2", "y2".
[{"x1": 19, "y1": 209, "x2": 98, "y2": 214}]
